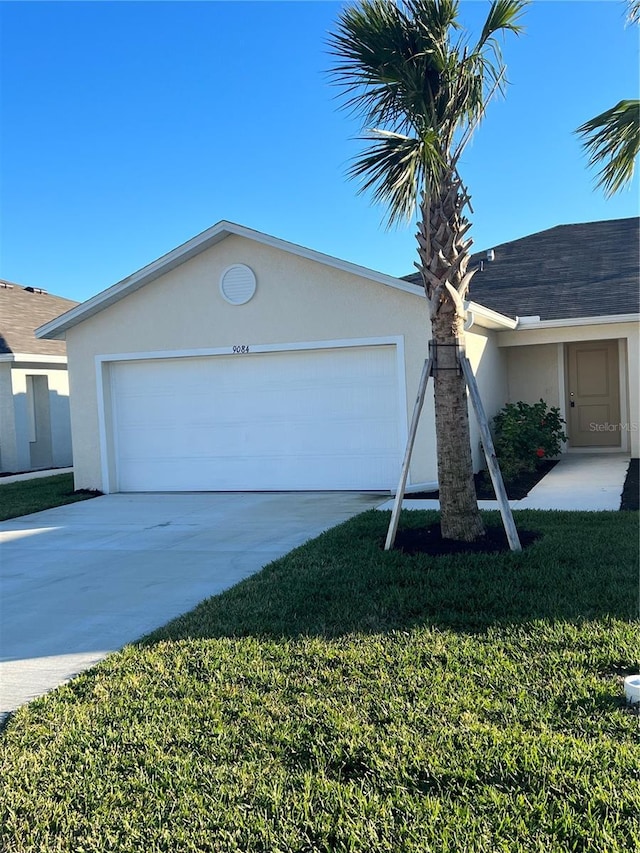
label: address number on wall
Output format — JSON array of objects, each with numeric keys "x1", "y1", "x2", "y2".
[{"x1": 232, "y1": 345, "x2": 251, "y2": 354}]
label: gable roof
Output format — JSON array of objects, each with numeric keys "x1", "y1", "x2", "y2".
[
  {"x1": 0, "y1": 281, "x2": 78, "y2": 358},
  {"x1": 404, "y1": 217, "x2": 639, "y2": 322},
  {"x1": 37, "y1": 221, "x2": 424, "y2": 340}
]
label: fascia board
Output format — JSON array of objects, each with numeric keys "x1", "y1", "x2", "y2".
[
  {"x1": 466, "y1": 300, "x2": 518, "y2": 330},
  {"x1": 514, "y1": 312, "x2": 640, "y2": 330},
  {"x1": 36, "y1": 221, "x2": 424, "y2": 340},
  {"x1": 0, "y1": 353, "x2": 68, "y2": 364}
]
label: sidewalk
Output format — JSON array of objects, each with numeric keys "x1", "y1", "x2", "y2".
[{"x1": 0, "y1": 468, "x2": 73, "y2": 485}]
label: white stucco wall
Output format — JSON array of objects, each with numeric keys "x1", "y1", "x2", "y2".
[
  {"x1": 506, "y1": 343, "x2": 560, "y2": 409},
  {"x1": 627, "y1": 333, "x2": 640, "y2": 456},
  {"x1": 65, "y1": 234, "x2": 452, "y2": 491},
  {"x1": 465, "y1": 328, "x2": 508, "y2": 471}
]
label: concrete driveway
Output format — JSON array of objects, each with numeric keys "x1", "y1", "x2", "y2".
[{"x1": 0, "y1": 491, "x2": 382, "y2": 720}]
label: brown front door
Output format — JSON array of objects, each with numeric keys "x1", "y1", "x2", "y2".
[{"x1": 566, "y1": 340, "x2": 621, "y2": 447}]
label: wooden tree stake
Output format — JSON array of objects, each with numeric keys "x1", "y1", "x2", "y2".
[
  {"x1": 384, "y1": 357, "x2": 433, "y2": 550},
  {"x1": 459, "y1": 355, "x2": 522, "y2": 552},
  {"x1": 384, "y1": 352, "x2": 522, "y2": 553}
]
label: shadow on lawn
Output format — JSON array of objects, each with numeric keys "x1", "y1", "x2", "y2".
[{"x1": 141, "y1": 509, "x2": 640, "y2": 646}]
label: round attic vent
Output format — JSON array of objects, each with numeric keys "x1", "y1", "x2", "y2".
[{"x1": 220, "y1": 264, "x2": 257, "y2": 305}]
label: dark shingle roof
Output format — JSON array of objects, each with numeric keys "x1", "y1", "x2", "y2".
[
  {"x1": 0, "y1": 281, "x2": 78, "y2": 357},
  {"x1": 403, "y1": 217, "x2": 639, "y2": 321}
]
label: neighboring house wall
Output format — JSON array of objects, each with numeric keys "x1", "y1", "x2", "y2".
[
  {"x1": 11, "y1": 365, "x2": 72, "y2": 470},
  {"x1": 0, "y1": 362, "x2": 17, "y2": 471},
  {"x1": 1, "y1": 282, "x2": 77, "y2": 473},
  {"x1": 0, "y1": 363, "x2": 72, "y2": 472}
]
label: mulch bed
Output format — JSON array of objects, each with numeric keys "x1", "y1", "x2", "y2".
[
  {"x1": 408, "y1": 460, "x2": 558, "y2": 501},
  {"x1": 392, "y1": 522, "x2": 541, "y2": 556},
  {"x1": 620, "y1": 458, "x2": 639, "y2": 511}
]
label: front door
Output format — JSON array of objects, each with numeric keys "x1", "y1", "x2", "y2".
[{"x1": 566, "y1": 340, "x2": 620, "y2": 447}]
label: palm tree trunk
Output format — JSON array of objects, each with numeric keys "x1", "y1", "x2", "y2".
[{"x1": 417, "y1": 174, "x2": 485, "y2": 541}]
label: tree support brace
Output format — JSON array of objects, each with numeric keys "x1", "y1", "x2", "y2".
[
  {"x1": 428, "y1": 340, "x2": 462, "y2": 373},
  {"x1": 384, "y1": 351, "x2": 522, "y2": 552}
]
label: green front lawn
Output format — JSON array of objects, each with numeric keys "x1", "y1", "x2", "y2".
[
  {"x1": 0, "y1": 473, "x2": 99, "y2": 522},
  {"x1": 1, "y1": 509, "x2": 639, "y2": 852}
]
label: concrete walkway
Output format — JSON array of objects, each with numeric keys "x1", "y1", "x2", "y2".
[
  {"x1": 0, "y1": 467, "x2": 73, "y2": 485},
  {"x1": 0, "y1": 491, "x2": 381, "y2": 722},
  {"x1": 515, "y1": 453, "x2": 631, "y2": 510},
  {"x1": 377, "y1": 453, "x2": 631, "y2": 512}
]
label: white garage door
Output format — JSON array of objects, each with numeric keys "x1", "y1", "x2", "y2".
[{"x1": 110, "y1": 345, "x2": 403, "y2": 491}]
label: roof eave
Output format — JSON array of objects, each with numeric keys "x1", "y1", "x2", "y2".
[
  {"x1": 466, "y1": 301, "x2": 518, "y2": 330},
  {"x1": 0, "y1": 353, "x2": 68, "y2": 364},
  {"x1": 514, "y1": 312, "x2": 640, "y2": 330}
]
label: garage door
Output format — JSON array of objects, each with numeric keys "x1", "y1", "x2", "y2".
[{"x1": 110, "y1": 345, "x2": 403, "y2": 491}]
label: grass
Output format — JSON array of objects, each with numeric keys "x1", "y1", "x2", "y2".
[
  {"x1": 1, "y1": 509, "x2": 639, "y2": 852},
  {"x1": 0, "y1": 473, "x2": 100, "y2": 522}
]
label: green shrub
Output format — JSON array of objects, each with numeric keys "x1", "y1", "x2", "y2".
[{"x1": 493, "y1": 399, "x2": 568, "y2": 481}]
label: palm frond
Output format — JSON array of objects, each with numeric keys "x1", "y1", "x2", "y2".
[
  {"x1": 406, "y1": 0, "x2": 460, "y2": 38},
  {"x1": 576, "y1": 99, "x2": 640, "y2": 197},
  {"x1": 328, "y1": 1, "x2": 411, "y2": 99},
  {"x1": 450, "y1": 62, "x2": 505, "y2": 166},
  {"x1": 347, "y1": 129, "x2": 442, "y2": 224},
  {"x1": 474, "y1": 0, "x2": 527, "y2": 98},
  {"x1": 478, "y1": 0, "x2": 528, "y2": 48},
  {"x1": 328, "y1": 0, "x2": 448, "y2": 133},
  {"x1": 628, "y1": 0, "x2": 640, "y2": 26}
]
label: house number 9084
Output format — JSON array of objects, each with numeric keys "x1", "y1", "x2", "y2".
[{"x1": 232, "y1": 345, "x2": 250, "y2": 353}]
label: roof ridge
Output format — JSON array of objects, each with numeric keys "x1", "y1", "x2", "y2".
[
  {"x1": 472, "y1": 216, "x2": 640, "y2": 257},
  {"x1": 0, "y1": 281, "x2": 78, "y2": 304}
]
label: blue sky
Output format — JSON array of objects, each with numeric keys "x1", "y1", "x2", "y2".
[{"x1": 1, "y1": 0, "x2": 638, "y2": 303}]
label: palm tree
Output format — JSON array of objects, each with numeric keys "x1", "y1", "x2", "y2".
[
  {"x1": 328, "y1": 0, "x2": 526, "y2": 541},
  {"x1": 575, "y1": 0, "x2": 639, "y2": 196},
  {"x1": 576, "y1": 100, "x2": 640, "y2": 197}
]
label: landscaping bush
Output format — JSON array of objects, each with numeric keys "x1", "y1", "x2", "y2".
[{"x1": 493, "y1": 399, "x2": 567, "y2": 481}]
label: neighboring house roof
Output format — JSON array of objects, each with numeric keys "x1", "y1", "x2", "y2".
[
  {"x1": 37, "y1": 221, "x2": 426, "y2": 340},
  {"x1": 0, "y1": 280, "x2": 78, "y2": 358},
  {"x1": 403, "y1": 217, "x2": 639, "y2": 322}
]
